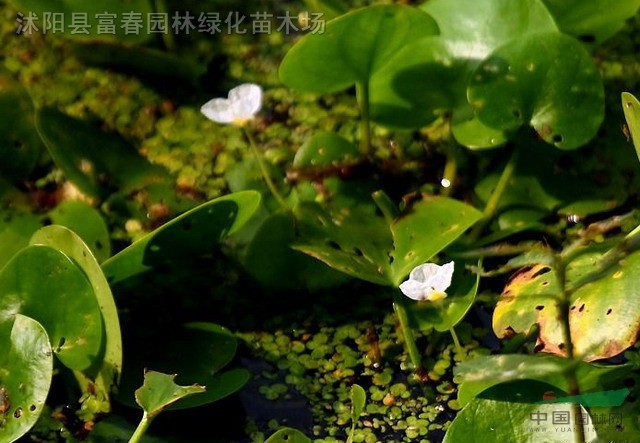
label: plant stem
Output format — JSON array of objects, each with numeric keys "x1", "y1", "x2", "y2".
[
  {"x1": 129, "y1": 413, "x2": 153, "y2": 443},
  {"x1": 243, "y1": 128, "x2": 288, "y2": 210},
  {"x1": 468, "y1": 146, "x2": 519, "y2": 242},
  {"x1": 392, "y1": 292, "x2": 423, "y2": 374},
  {"x1": 449, "y1": 327, "x2": 464, "y2": 360},
  {"x1": 153, "y1": 0, "x2": 177, "y2": 52},
  {"x1": 554, "y1": 254, "x2": 586, "y2": 443},
  {"x1": 356, "y1": 82, "x2": 371, "y2": 156}
]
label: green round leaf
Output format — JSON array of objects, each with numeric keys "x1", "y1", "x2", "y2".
[
  {"x1": 30, "y1": 225, "x2": 122, "y2": 397},
  {"x1": 279, "y1": 5, "x2": 439, "y2": 93},
  {"x1": 47, "y1": 201, "x2": 111, "y2": 262},
  {"x1": 0, "y1": 315, "x2": 53, "y2": 443},
  {"x1": 102, "y1": 191, "x2": 261, "y2": 285},
  {"x1": 293, "y1": 132, "x2": 360, "y2": 168},
  {"x1": 0, "y1": 210, "x2": 44, "y2": 271},
  {"x1": 0, "y1": 245, "x2": 103, "y2": 370},
  {"x1": 468, "y1": 33, "x2": 604, "y2": 149},
  {"x1": 265, "y1": 428, "x2": 312, "y2": 443}
]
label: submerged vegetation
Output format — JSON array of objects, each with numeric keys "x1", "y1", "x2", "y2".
[{"x1": 2, "y1": 0, "x2": 640, "y2": 442}]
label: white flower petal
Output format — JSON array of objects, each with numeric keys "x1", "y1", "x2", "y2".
[
  {"x1": 399, "y1": 261, "x2": 455, "y2": 301},
  {"x1": 200, "y1": 83, "x2": 263, "y2": 125}
]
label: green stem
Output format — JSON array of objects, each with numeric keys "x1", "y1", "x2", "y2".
[
  {"x1": 554, "y1": 254, "x2": 586, "y2": 443},
  {"x1": 468, "y1": 147, "x2": 520, "y2": 242},
  {"x1": 372, "y1": 190, "x2": 399, "y2": 223},
  {"x1": 129, "y1": 413, "x2": 154, "y2": 443},
  {"x1": 392, "y1": 292, "x2": 423, "y2": 374},
  {"x1": 356, "y1": 82, "x2": 371, "y2": 156},
  {"x1": 243, "y1": 128, "x2": 288, "y2": 210},
  {"x1": 449, "y1": 327, "x2": 464, "y2": 360}
]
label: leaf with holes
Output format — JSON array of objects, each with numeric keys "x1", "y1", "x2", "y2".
[
  {"x1": 0, "y1": 68, "x2": 43, "y2": 181},
  {"x1": 369, "y1": 0, "x2": 557, "y2": 139},
  {"x1": 0, "y1": 315, "x2": 53, "y2": 443},
  {"x1": 0, "y1": 245, "x2": 103, "y2": 370},
  {"x1": 293, "y1": 202, "x2": 393, "y2": 285},
  {"x1": 468, "y1": 33, "x2": 604, "y2": 149},
  {"x1": 118, "y1": 322, "x2": 248, "y2": 410},
  {"x1": 494, "y1": 248, "x2": 640, "y2": 361},
  {"x1": 542, "y1": 0, "x2": 640, "y2": 44},
  {"x1": 102, "y1": 191, "x2": 261, "y2": 285},
  {"x1": 390, "y1": 197, "x2": 482, "y2": 285},
  {"x1": 134, "y1": 371, "x2": 205, "y2": 418},
  {"x1": 265, "y1": 428, "x2": 312, "y2": 443},
  {"x1": 279, "y1": 5, "x2": 438, "y2": 94},
  {"x1": 47, "y1": 201, "x2": 111, "y2": 262},
  {"x1": 30, "y1": 225, "x2": 122, "y2": 404},
  {"x1": 406, "y1": 261, "x2": 480, "y2": 332}
]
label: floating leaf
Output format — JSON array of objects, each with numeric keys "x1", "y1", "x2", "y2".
[
  {"x1": 279, "y1": 5, "x2": 438, "y2": 93},
  {"x1": 444, "y1": 381, "x2": 596, "y2": 442},
  {"x1": 265, "y1": 428, "x2": 312, "y2": 443},
  {"x1": 468, "y1": 33, "x2": 604, "y2": 149},
  {"x1": 0, "y1": 245, "x2": 103, "y2": 370},
  {"x1": 0, "y1": 210, "x2": 43, "y2": 270},
  {"x1": 134, "y1": 371, "x2": 205, "y2": 417},
  {"x1": 47, "y1": 201, "x2": 111, "y2": 262},
  {"x1": 102, "y1": 191, "x2": 261, "y2": 285},
  {"x1": 293, "y1": 132, "x2": 360, "y2": 167},
  {"x1": 542, "y1": 0, "x2": 640, "y2": 43},
  {"x1": 494, "y1": 249, "x2": 640, "y2": 361},
  {"x1": 0, "y1": 68, "x2": 43, "y2": 181},
  {"x1": 30, "y1": 225, "x2": 122, "y2": 400},
  {"x1": 0, "y1": 315, "x2": 53, "y2": 443}
]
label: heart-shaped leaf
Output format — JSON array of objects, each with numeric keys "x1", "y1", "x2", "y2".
[
  {"x1": 493, "y1": 248, "x2": 640, "y2": 361},
  {"x1": 468, "y1": 33, "x2": 604, "y2": 149},
  {"x1": 102, "y1": 191, "x2": 261, "y2": 285},
  {"x1": 279, "y1": 5, "x2": 439, "y2": 94},
  {"x1": 0, "y1": 245, "x2": 103, "y2": 370},
  {"x1": 0, "y1": 314, "x2": 53, "y2": 443},
  {"x1": 541, "y1": 0, "x2": 640, "y2": 44},
  {"x1": 30, "y1": 225, "x2": 122, "y2": 399},
  {"x1": 134, "y1": 371, "x2": 205, "y2": 418}
]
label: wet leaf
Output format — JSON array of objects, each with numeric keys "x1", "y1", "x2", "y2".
[
  {"x1": 102, "y1": 191, "x2": 261, "y2": 285},
  {"x1": 279, "y1": 5, "x2": 438, "y2": 93},
  {"x1": 293, "y1": 132, "x2": 360, "y2": 167},
  {"x1": 494, "y1": 249, "x2": 640, "y2": 361},
  {"x1": 468, "y1": 33, "x2": 604, "y2": 149},
  {"x1": 134, "y1": 371, "x2": 205, "y2": 417},
  {"x1": 0, "y1": 245, "x2": 102, "y2": 370},
  {"x1": 0, "y1": 315, "x2": 53, "y2": 443}
]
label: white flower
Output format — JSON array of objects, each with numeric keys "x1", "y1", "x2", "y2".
[
  {"x1": 200, "y1": 83, "x2": 262, "y2": 127},
  {"x1": 399, "y1": 261, "x2": 454, "y2": 301}
]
